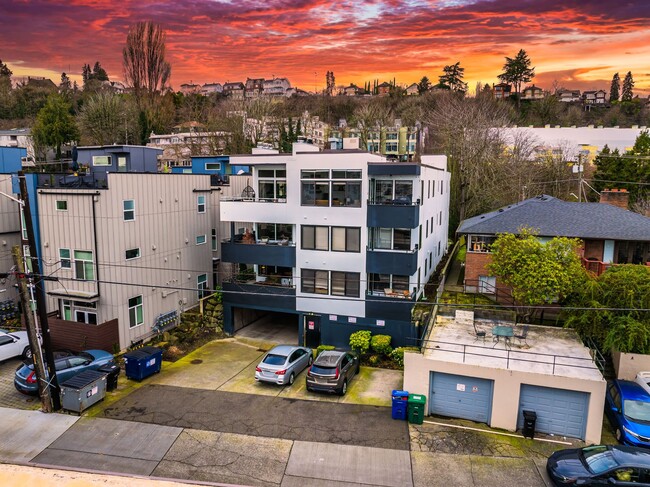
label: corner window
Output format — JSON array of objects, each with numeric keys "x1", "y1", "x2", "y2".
[
  {"x1": 128, "y1": 295, "x2": 143, "y2": 328},
  {"x1": 197, "y1": 195, "x2": 206, "y2": 213},
  {"x1": 59, "y1": 248, "x2": 71, "y2": 268},
  {"x1": 73, "y1": 250, "x2": 94, "y2": 281},
  {"x1": 56, "y1": 200, "x2": 68, "y2": 211},
  {"x1": 125, "y1": 248, "x2": 140, "y2": 260},
  {"x1": 123, "y1": 200, "x2": 135, "y2": 221},
  {"x1": 196, "y1": 235, "x2": 206, "y2": 245}
]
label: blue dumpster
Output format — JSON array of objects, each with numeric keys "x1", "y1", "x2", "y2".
[
  {"x1": 391, "y1": 390, "x2": 409, "y2": 420},
  {"x1": 123, "y1": 346, "x2": 163, "y2": 381}
]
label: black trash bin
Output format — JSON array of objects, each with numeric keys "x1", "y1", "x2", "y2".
[
  {"x1": 522, "y1": 410, "x2": 537, "y2": 439},
  {"x1": 123, "y1": 346, "x2": 162, "y2": 381},
  {"x1": 98, "y1": 363, "x2": 120, "y2": 391}
]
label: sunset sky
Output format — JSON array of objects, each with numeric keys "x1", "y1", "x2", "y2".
[{"x1": 2, "y1": 0, "x2": 650, "y2": 95}]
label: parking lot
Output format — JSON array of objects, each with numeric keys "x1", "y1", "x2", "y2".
[{"x1": 0, "y1": 357, "x2": 40, "y2": 410}]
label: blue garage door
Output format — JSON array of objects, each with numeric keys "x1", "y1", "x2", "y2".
[
  {"x1": 429, "y1": 372, "x2": 494, "y2": 424},
  {"x1": 518, "y1": 385, "x2": 589, "y2": 439}
]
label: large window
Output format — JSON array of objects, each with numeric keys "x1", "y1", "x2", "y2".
[
  {"x1": 123, "y1": 200, "x2": 135, "y2": 221},
  {"x1": 331, "y1": 227, "x2": 360, "y2": 252},
  {"x1": 301, "y1": 169, "x2": 361, "y2": 207},
  {"x1": 370, "y1": 228, "x2": 411, "y2": 250},
  {"x1": 74, "y1": 250, "x2": 94, "y2": 281},
  {"x1": 258, "y1": 223, "x2": 293, "y2": 242},
  {"x1": 369, "y1": 273, "x2": 410, "y2": 293},
  {"x1": 128, "y1": 295, "x2": 143, "y2": 328},
  {"x1": 373, "y1": 180, "x2": 412, "y2": 204},
  {"x1": 258, "y1": 169, "x2": 286, "y2": 200},
  {"x1": 302, "y1": 225, "x2": 329, "y2": 251},
  {"x1": 301, "y1": 269, "x2": 329, "y2": 294},
  {"x1": 331, "y1": 272, "x2": 360, "y2": 297},
  {"x1": 92, "y1": 155, "x2": 111, "y2": 166}
]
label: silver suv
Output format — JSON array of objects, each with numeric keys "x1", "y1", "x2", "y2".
[{"x1": 306, "y1": 350, "x2": 360, "y2": 396}]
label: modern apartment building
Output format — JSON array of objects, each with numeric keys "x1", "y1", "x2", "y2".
[
  {"x1": 35, "y1": 172, "x2": 214, "y2": 350},
  {"x1": 219, "y1": 143, "x2": 450, "y2": 348}
]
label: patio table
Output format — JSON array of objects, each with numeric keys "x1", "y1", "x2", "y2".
[{"x1": 492, "y1": 325, "x2": 514, "y2": 349}]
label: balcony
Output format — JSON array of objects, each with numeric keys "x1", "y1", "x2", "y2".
[
  {"x1": 222, "y1": 280, "x2": 296, "y2": 309},
  {"x1": 367, "y1": 200, "x2": 420, "y2": 228},
  {"x1": 581, "y1": 257, "x2": 611, "y2": 276},
  {"x1": 220, "y1": 197, "x2": 287, "y2": 223},
  {"x1": 221, "y1": 239, "x2": 296, "y2": 267},
  {"x1": 366, "y1": 248, "x2": 418, "y2": 275}
]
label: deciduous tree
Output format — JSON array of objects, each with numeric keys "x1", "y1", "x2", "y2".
[
  {"x1": 487, "y1": 229, "x2": 587, "y2": 322},
  {"x1": 78, "y1": 92, "x2": 126, "y2": 145}
]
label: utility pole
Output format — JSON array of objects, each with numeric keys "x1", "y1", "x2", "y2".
[
  {"x1": 12, "y1": 246, "x2": 52, "y2": 411},
  {"x1": 18, "y1": 172, "x2": 61, "y2": 410}
]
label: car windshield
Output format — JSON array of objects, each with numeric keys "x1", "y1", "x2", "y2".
[
  {"x1": 624, "y1": 399, "x2": 650, "y2": 423},
  {"x1": 310, "y1": 365, "x2": 337, "y2": 376},
  {"x1": 263, "y1": 354, "x2": 287, "y2": 366},
  {"x1": 582, "y1": 447, "x2": 620, "y2": 475}
]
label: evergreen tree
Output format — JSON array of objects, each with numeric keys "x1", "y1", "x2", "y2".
[
  {"x1": 609, "y1": 73, "x2": 620, "y2": 102},
  {"x1": 295, "y1": 118, "x2": 302, "y2": 137},
  {"x1": 438, "y1": 62, "x2": 468, "y2": 94},
  {"x1": 498, "y1": 49, "x2": 535, "y2": 95},
  {"x1": 82, "y1": 64, "x2": 91, "y2": 85},
  {"x1": 0, "y1": 59, "x2": 14, "y2": 119},
  {"x1": 0, "y1": 59, "x2": 11, "y2": 78},
  {"x1": 621, "y1": 71, "x2": 634, "y2": 102},
  {"x1": 92, "y1": 61, "x2": 109, "y2": 81},
  {"x1": 417, "y1": 76, "x2": 431, "y2": 94}
]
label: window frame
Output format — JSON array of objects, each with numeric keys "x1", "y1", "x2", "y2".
[
  {"x1": 196, "y1": 234, "x2": 207, "y2": 245},
  {"x1": 331, "y1": 271, "x2": 360, "y2": 297},
  {"x1": 73, "y1": 250, "x2": 94, "y2": 281},
  {"x1": 59, "y1": 248, "x2": 71, "y2": 268},
  {"x1": 125, "y1": 248, "x2": 141, "y2": 260},
  {"x1": 197, "y1": 195, "x2": 206, "y2": 213},
  {"x1": 56, "y1": 200, "x2": 68, "y2": 211},
  {"x1": 301, "y1": 269, "x2": 329, "y2": 294},
  {"x1": 128, "y1": 295, "x2": 144, "y2": 328},
  {"x1": 301, "y1": 225, "x2": 329, "y2": 251},
  {"x1": 123, "y1": 200, "x2": 135, "y2": 221},
  {"x1": 331, "y1": 227, "x2": 361, "y2": 253}
]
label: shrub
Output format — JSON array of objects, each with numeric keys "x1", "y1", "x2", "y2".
[
  {"x1": 390, "y1": 347, "x2": 420, "y2": 368},
  {"x1": 349, "y1": 330, "x2": 372, "y2": 354},
  {"x1": 370, "y1": 334, "x2": 393, "y2": 356},
  {"x1": 368, "y1": 354, "x2": 380, "y2": 366},
  {"x1": 315, "y1": 344, "x2": 335, "y2": 356}
]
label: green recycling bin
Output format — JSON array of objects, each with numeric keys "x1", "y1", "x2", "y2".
[{"x1": 407, "y1": 393, "x2": 427, "y2": 424}]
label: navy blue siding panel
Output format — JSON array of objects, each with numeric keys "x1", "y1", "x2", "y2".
[
  {"x1": 320, "y1": 317, "x2": 418, "y2": 349},
  {"x1": 367, "y1": 205, "x2": 419, "y2": 228},
  {"x1": 365, "y1": 296, "x2": 414, "y2": 322},
  {"x1": 368, "y1": 164, "x2": 421, "y2": 176},
  {"x1": 517, "y1": 385, "x2": 589, "y2": 439},
  {"x1": 221, "y1": 242, "x2": 296, "y2": 267},
  {"x1": 366, "y1": 250, "x2": 417, "y2": 275},
  {"x1": 222, "y1": 282, "x2": 296, "y2": 309},
  {"x1": 429, "y1": 372, "x2": 494, "y2": 423}
]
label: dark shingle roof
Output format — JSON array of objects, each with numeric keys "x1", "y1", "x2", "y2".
[{"x1": 457, "y1": 195, "x2": 650, "y2": 241}]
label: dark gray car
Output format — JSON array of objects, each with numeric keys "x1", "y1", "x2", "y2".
[{"x1": 306, "y1": 350, "x2": 360, "y2": 396}]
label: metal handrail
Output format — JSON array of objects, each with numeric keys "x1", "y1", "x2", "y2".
[{"x1": 419, "y1": 338, "x2": 601, "y2": 375}]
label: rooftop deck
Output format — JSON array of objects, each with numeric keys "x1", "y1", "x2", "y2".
[{"x1": 423, "y1": 315, "x2": 602, "y2": 381}]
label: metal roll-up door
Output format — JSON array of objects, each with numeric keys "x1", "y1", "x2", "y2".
[{"x1": 429, "y1": 372, "x2": 494, "y2": 424}]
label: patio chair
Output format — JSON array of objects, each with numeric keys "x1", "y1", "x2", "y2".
[
  {"x1": 514, "y1": 325, "x2": 529, "y2": 345},
  {"x1": 473, "y1": 322, "x2": 487, "y2": 343}
]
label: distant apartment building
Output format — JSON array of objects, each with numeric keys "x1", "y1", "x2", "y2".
[
  {"x1": 558, "y1": 90, "x2": 582, "y2": 102},
  {"x1": 219, "y1": 143, "x2": 450, "y2": 348},
  {"x1": 148, "y1": 130, "x2": 229, "y2": 169},
  {"x1": 583, "y1": 90, "x2": 607, "y2": 105},
  {"x1": 245, "y1": 78, "x2": 265, "y2": 99},
  {"x1": 263, "y1": 78, "x2": 292, "y2": 97},
  {"x1": 0, "y1": 129, "x2": 35, "y2": 162},
  {"x1": 200, "y1": 83, "x2": 223, "y2": 95},
  {"x1": 179, "y1": 83, "x2": 201, "y2": 95},
  {"x1": 493, "y1": 83, "x2": 512, "y2": 100},
  {"x1": 223, "y1": 82, "x2": 245, "y2": 100},
  {"x1": 522, "y1": 85, "x2": 544, "y2": 100}
]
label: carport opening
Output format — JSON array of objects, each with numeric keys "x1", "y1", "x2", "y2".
[{"x1": 233, "y1": 308, "x2": 300, "y2": 345}]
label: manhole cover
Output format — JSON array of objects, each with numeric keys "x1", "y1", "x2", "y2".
[{"x1": 190, "y1": 359, "x2": 203, "y2": 364}]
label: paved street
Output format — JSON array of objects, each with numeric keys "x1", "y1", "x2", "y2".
[
  {"x1": 0, "y1": 357, "x2": 40, "y2": 410},
  {"x1": 0, "y1": 338, "x2": 560, "y2": 486}
]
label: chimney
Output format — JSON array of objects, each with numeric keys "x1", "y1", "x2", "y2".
[{"x1": 599, "y1": 188, "x2": 629, "y2": 210}]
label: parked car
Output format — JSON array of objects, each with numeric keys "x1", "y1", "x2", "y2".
[
  {"x1": 636, "y1": 372, "x2": 650, "y2": 396},
  {"x1": 547, "y1": 444, "x2": 650, "y2": 485},
  {"x1": 605, "y1": 380, "x2": 650, "y2": 447},
  {"x1": 14, "y1": 349, "x2": 115, "y2": 395},
  {"x1": 306, "y1": 350, "x2": 359, "y2": 396},
  {"x1": 0, "y1": 330, "x2": 36, "y2": 362},
  {"x1": 255, "y1": 345, "x2": 313, "y2": 386}
]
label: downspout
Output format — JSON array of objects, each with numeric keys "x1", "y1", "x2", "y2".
[{"x1": 92, "y1": 193, "x2": 100, "y2": 298}]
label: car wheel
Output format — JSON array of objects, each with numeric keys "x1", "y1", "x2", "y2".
[
  {"x1": 339, "y1": 380, "x2": 348, "y2": 396},
  {"x1": 22, "y1": 347, "x2": 32, "y2": 360},
  {"x1": 616, "y1": 428, "x2": 622, "y2": 442},
  {"x1": 308, "y1": 355, "x2": 313, "y2": 366},
  {"x1": 288, "y1": 372, "x2": 295, "y2": 385}
]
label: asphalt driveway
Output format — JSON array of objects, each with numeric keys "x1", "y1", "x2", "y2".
[
  {"x1": 102, "y1": 384, "x2": 410, "y2": 450},
  {"x1": 0, "y1": 357, "x2": 40, "y2": 410}
]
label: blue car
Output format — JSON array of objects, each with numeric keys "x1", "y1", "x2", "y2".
[
  {"x1": 14, "y1": 349, "x2": 115, "y2": 395},
  {"x1": 605, "y1": 380, "x2": 650, "y2": 447}
]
